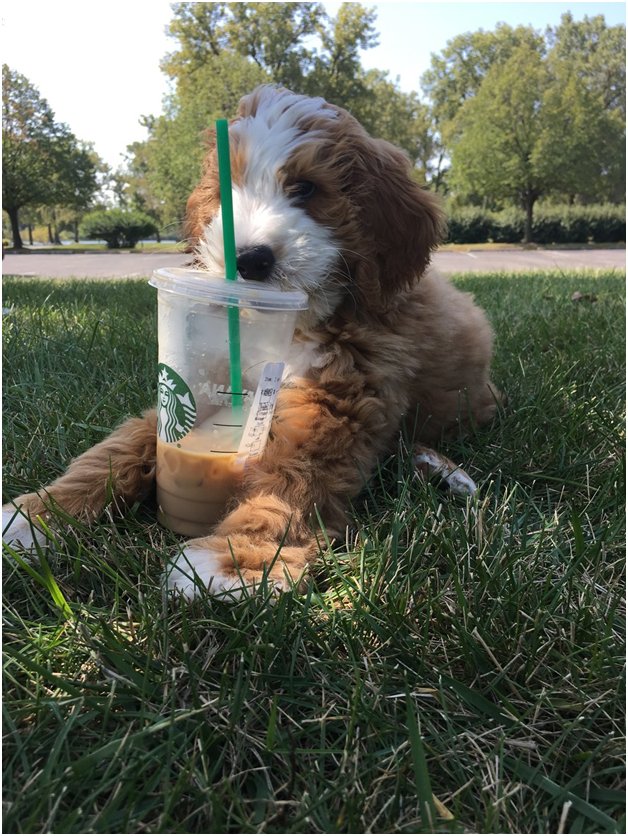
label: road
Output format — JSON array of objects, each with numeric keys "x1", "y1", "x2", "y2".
[{"x1": 2, "y1": 247, "x2": 625, "y2": 279}]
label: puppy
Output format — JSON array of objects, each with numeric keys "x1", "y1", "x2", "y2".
[{"x1": 3, "y1": 85, "x2": 500, "y2": 598}]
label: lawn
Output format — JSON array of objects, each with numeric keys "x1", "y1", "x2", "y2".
[
  {"x1": 5, "y1": 241, "x2": 185, "y2": 254},
  {"x1": 2, "y1": 271, "x2": 625, "y2": 834}
]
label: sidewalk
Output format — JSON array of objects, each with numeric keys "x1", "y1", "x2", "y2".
[{"x1": 2, "y1": 247, "x2": 625, "y2": 279}]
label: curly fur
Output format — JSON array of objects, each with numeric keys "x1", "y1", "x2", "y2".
[{"x1": 3, "y1": 85, "x2": 500, "y2": 598}]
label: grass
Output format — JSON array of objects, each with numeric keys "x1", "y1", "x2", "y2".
[
  {"x1": 2, "y1": 270, "x2": 625, "y2": 834},
  {"x1": 5, "y1": 241, "x2": 185, "y2": 254}
]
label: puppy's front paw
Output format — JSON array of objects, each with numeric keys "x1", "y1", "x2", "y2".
[
  {"x1": 414, "y1": 446, "x2": 477, "y2": 496},
  {"x1": 2, "y1": 504, "x2": 48, "y2": 552},
  {"x1": 165, "y1": 536, "x2": 308, "y2": 601}
]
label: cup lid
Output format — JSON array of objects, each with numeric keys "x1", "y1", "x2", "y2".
[{"x1": 149, "y1": 268, "x2": 309, "y2": 311}]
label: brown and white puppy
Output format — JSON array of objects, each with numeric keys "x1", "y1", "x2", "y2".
[{"x1": 3, "y1": 85, "x2": 500, "y2": 598}]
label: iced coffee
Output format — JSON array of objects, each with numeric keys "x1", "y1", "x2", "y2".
[
  {"x1": 156, "y1": 440, "x2": 243, "y2": 538},
  {"x1": 150, "y1": 268, "x2": 307, "y2": 537}
]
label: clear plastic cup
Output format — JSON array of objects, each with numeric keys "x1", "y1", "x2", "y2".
[{"x1": 149, "y1": 268, "x2": 308, "y2": 537}]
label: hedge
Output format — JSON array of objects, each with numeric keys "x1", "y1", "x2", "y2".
[
  {"x1": 80, "y1": 209, "x2": 158, "y2": 249},
  {"x1": 445, "y1": 204, "x2": 625, "y2": 245}
]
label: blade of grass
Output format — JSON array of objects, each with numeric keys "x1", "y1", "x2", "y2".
[
  {"x1": 506, "y1": 758, "x2": 621, "y2": 833},
  {"x1": 406, "y1": 686, "x2": 438, "y2": 829}
]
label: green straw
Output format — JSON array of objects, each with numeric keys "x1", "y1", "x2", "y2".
[{"x1": 216, "y1": 118, "x2": 243, "y2": 410}]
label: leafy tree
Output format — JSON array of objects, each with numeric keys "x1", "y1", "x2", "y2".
[
  {"x1": 547, "y1": 12, "x2": 626, "y2": 116},
  {"x1": 124, "y1": 2, "x2": 435, "y2": 229},
  {"x1": 533, "y1": 68, "x2": 623, "y2": 204},
  {"x1": 80, "y1": 208, "x2": 157, "y2": 249},
  {"x1": 544, "y1": 13, "x2": 626, "y2": 202},
  {"x1": 125, "y1": 50, "x2": 268, "y2": 233},
  {"x1": 304, "y1": 3, "x2": 378, "y2": 104},
  {"x1": 50, "y1": 140, "x2": 106, "y2": 243},
  {"x1": 2, "y1": 65, "x2": 101, "y2": 248},
  {"x1": 113, "y1": 148, "x2": 164, "y2": 241},
  {"x1": 163, "y1": 2, "x2": 324, "y2": 92},
  {"x1": 448, "y1": 45, "x2": 551, "y2": 241},
  {"x1": 428, "y1": 14, "x2": 625, "y2": 215},
  {"x1": 225, "y1": 2, "x2": 324, "y2": 89},
  {"x1": 355, "y1": 70, "x2": 435, "y2": 180},
  {"x1": 127, "y1": 3, "x2": 434, "y2": 229},
  {"x1": 421, "y1": 24, "x2": 544, "y2": 141},
  {"x1": 298, "y1": 4, "x2": 435, "y2": 172},
  {"x1": 162, "y1": 1, "x2": 230, "y2": 75},
  {"x1": 3, "y1": 65, "x2": 58, "y2": 248}
]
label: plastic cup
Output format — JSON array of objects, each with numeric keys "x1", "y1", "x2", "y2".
[{"x1": 149, "y1": 267, "x2": 308, "y2": 537}]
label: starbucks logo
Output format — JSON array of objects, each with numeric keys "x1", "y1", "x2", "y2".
[{"x1": 157, "y1": 363, "x2": 196, "y2": 443}]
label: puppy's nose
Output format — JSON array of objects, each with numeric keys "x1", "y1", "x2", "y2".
[{"x1": 236, "y1": 245, "x2": 276, "y2": 281}]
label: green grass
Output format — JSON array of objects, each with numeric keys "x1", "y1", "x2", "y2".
[
  {"x1": 2, "y1": 271, "x2": 625, "y2": 834},
  {"x1": 5, "y1": 241, "x2": 184, "y2": 254}
]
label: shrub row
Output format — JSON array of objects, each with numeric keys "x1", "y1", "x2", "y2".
[
  {"x1": 445, "y1": 204, "x2": 626, "y2": 245},
  {"x1": 79, "y1": 209, "x2": 158, "y2": 249}
]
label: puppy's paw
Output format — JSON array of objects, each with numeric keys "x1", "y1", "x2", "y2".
[
  {"x1": 414, "y1": 446, "x2": 477, "y2": 496},
  {"x1": 2, "y1": 504, "x2": 48, "y2": 552},
  {"x1": 165, "y1": 537, "x2": 305, "y2": 601}
]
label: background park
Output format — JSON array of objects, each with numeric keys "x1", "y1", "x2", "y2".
[{"x1": 2, "y1": 2, "x2": 626, "y2": 834}]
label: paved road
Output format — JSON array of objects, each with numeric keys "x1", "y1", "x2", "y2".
[
  {"x1": 2, "y1": 248, "x2": 625, "y2": 279},
  {"x1": 435, "y1": 247, "x2": 625, "y2": 274},
  {"x1": 2, "y1": 252, "x2": 187, "y2": 279}
]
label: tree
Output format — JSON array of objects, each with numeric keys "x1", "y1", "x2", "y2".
[
  {"x1": 533, "y1": 69, "x2": 623, "y2": 204},
  {"x1": 304, "y1": 2, "x2": 378, "y2": 104},
  {"x1": 49, "y1": 140, "x2": 106, "y2": 243},
  {"x1": 448, "y1": 45, "x2": 551, "y2": 241},
  {"x1": 2, "y1": 65, "x2": 101, "y2": 248},
  {"x1": 114, "y1": 146, "x2": 165, "y2": 241},
  {"x1": 355, "y1": 69, "x2": 435, "y2": 179},
  {"x1": 225, "y1": 2, "x2": 324, "y2": 89},
  {"x1": 544, "y1": 13, "x2": 626, "y2": 202},
  {"x1": 162, "y1": 2, "x2": 324, "y2": 92},
  {"x1": 428, "y1": 14, "x2": 626, "y2": 215},
  {"x1": 3, "y1": 65, "x2": 58, "y2": 248},
  {"x1": 125, "y1": 51, "x2": 268, "y2": 233},
  {"x1": 547, "y1": 12, "x2": 626, "y2": 116},
  {"x1": 124, "y1": 3, "x2": 435, "y2": 230},
  {"x1": 421, "y1": 24, "x2": 544, "y2": 141}
]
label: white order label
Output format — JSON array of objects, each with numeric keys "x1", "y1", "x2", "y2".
[{"x1": 238, "y1": 362, "x2": 285, "y2": 458}]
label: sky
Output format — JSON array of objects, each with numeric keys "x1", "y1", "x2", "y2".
[{"x1": 1, "y1": 1, "x2": 625, "y2": 171}]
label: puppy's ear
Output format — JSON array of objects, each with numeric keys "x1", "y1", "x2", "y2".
[
  {"x1": 183, "y1": 130, "x2": 220, "y2": 253},
  {"x1": 350, "y1": 136, "x2": 446, "y2": 301}
]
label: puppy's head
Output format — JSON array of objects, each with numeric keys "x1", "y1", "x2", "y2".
[{"x1": 185, "y1": 85, "x2": 445, "y2": 325}]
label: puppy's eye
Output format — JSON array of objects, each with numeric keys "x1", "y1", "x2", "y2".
[{"x1": 288, "y1": 181, "x2": 317, "y2": 201}]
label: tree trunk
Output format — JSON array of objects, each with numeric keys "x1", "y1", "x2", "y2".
[
  {"x1": 28, "y1": 224, "x2": 34, "y2": 246},
  {"x1": 155, "y1": 227, "x2": 161, "y2": 243},
  {"x1": 52, "y1": 209, "x2": 61, "y2": 245},
  {"x1": 523, "y1": 193, "x2": 536, "y2": 244},
  {"x1": 7, "y1": 206, "x2": 23, "y2": 249},
  {"x1": 74, "y1": 221, "x2": 79, "y2": 243},
  {"x1": 47, "y1": 224, "x2": 54, "y2": 244}
]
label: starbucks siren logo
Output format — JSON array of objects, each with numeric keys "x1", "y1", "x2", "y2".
[{"x1": 157, "y1": 363, "x2": 196, "y2": 443}]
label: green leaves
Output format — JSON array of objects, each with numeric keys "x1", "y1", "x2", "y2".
[
  {"x1": 449, "y1": 44, "x2": 548, "y2": 206},
  {"x1": 424, "y1": 14, "x2": 625, "y2": 212},
  {"x1": 79, "y1": 208, "x2": 158, "y2": 249},
  {"x1": 2, "y1": 64, "x2": 102, "y2": 247},
  {"x1": 124, "y1": 3, "x2": 434, "y2": 227}
]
